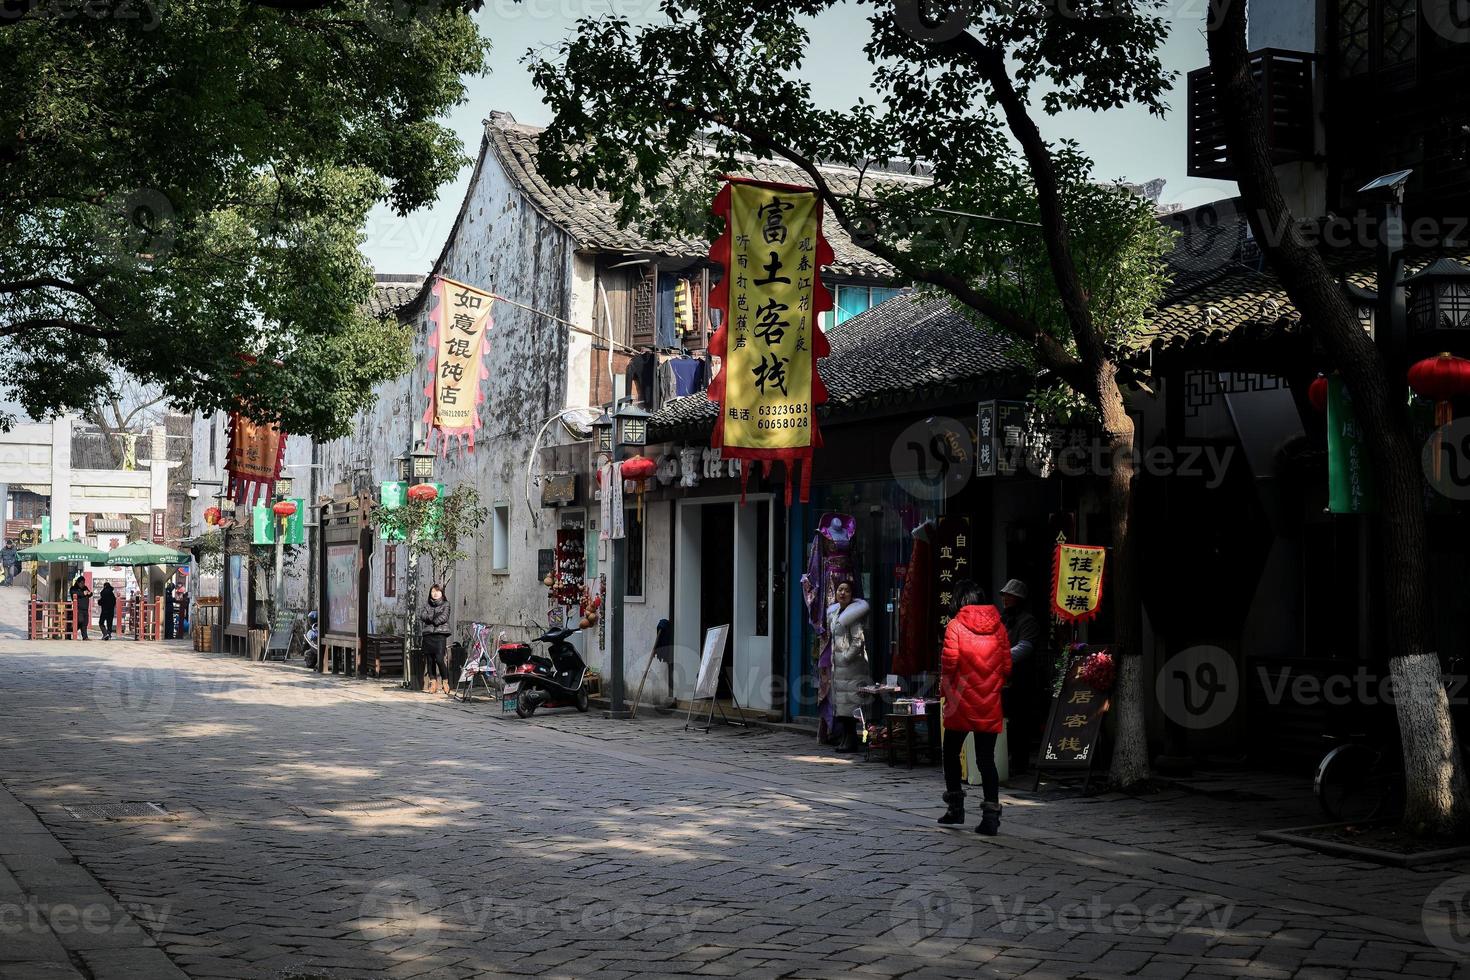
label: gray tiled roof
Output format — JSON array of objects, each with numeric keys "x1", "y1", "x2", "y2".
[
  {"x1": 368, "y1": 275, "x2": 425, "y2": 319},
  {"x1": 651, "y1": 291, "x2": 1025, "y2": 439},
  {"x1": 486, "y1": 113, "x2": 915, "y2": 281}
]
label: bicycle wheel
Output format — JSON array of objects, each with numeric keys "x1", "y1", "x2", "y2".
[{"x1": 1315, "y1": 744, "x2": 1393, "y2": 822}]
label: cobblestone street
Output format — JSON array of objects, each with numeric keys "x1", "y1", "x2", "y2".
[{"x1": 0, "y1": 624, "x2": 1467, "y2": 979}]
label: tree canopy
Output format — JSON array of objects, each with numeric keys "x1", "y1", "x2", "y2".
[{"x1": 1, "y1": 0, "x2": 488, "y2": 435}]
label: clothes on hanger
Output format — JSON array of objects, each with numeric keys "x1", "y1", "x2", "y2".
[{"x1": 626, "y1": 350, "x2": 656, "y2": 406}]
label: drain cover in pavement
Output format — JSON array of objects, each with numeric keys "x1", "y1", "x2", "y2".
[{"x1": 63, "y1": 801, "x2": 172, "y2": 820}]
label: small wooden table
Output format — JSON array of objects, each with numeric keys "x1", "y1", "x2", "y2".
[{"x1": 884, "y1": 701, "x2": 941, "y2": 768}]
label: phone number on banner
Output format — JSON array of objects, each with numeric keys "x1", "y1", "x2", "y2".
[{"x1": 755, "y1": 403, "x2": 810, "y2": 430}]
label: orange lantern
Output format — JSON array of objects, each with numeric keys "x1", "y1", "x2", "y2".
[
  {"x1": 203, "y1": 506, "x2": 221, "y2": 526},
  {"x1": 1409, "y1": 353, "x2": 1470, "y2": 481},
  {"x1": 407, "y1": 483, "x2": 440, "y2": 503},
  {"x1": 621, "y1": 456, "x2": 657, "y2": 520},
  {"x1": 272, "y1": 500, "x2": 298, "y2": 519}
]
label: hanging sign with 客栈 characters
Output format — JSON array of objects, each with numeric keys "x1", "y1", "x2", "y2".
[
  {"x1": 708, "y1": 178, "x2": 834, "y2": 504},
  {"x1": 226, "y1": 414, "x2": 287, "y2": 506},
  {"x1": 423, "y1": 276, "x2": 493, "y2": 454}
]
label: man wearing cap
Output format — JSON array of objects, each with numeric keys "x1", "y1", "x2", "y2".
[{"x1": 1000, "y1": 579, "x2": 1043, "y2": 773}]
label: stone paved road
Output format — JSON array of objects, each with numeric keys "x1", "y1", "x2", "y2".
[{"x1": 0, "y1": 628, "x2": 1468, "y2": 979}]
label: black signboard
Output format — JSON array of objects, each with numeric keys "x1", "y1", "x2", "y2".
[
  {"x1": 537, "y1": 548, "x2": 555, "y2": 582},
  {"x1": 541, "y1": 473, "x2": 577, "y2": 507},
  {"x1": 1035, "y1": 650, "x2": 1111, "y2": 791},
  {"x1": 934, "y1": 516, "x2": 973, "y2": 634},
  {"x1": 977, "y1": 400, "x2": 1027, "y2": 477}
]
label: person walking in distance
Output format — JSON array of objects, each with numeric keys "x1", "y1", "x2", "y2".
[
  {"x1": 0, "y1": 541, "x2": 15, "y2": 586},
  {"x1": 98, "y1": 582, "x2": 117, "y2": 640},
  {"x1": 420, "y1": 584, "x2": 452, "y2": 696},
  {"x1": 938, "y1": 581, "x2": 1012, "y2": 835},
  {"x1": 69, "y1": 574, "x2": 93, "y2": 641}
]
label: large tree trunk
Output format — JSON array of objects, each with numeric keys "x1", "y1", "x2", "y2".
[
  {"x1": 1207, "y1": 0, "x2": 1468, "y2": 834},
  {"x1": 1099, "y1": 366, "x2": 1149, "y2": 789}
]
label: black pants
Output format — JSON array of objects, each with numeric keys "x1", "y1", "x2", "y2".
[
  {"x1": 100, "y1": 612, "x2": 114, "y2": 637},
  {"x1": 944, "y1": 729, "x2": 999, "y2": 803},
  {"x1": 423, "y1": 634, "x2": 446, "y2": 681}
]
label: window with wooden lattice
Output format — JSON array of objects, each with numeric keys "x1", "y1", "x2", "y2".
[{"x1": 629, "y1": 266, "x2": 657, "y2": 347}]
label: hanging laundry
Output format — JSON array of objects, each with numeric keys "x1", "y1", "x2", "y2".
[{"x1": 669, "y1": 356, "x2": 708, "y2": 397}]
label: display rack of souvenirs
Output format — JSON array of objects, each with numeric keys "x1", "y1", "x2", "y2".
[{"x1": 551, "y1": 529, "x2": 585, "y2": 608}]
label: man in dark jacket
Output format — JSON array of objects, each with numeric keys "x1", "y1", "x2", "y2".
[
  {"x1": 69, "y1": 574, "x2": 93, "y2": 640},
  {"x1": 98, "y1": 582, "x2": 117, "y2": 640},
  {"x1": 0, "y1": 541, "x2": 15, "y2": 586},
  {"x1": 1000, "y1": 579, "x2": 1044, "y2": 773}
]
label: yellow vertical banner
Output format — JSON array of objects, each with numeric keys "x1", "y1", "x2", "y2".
[
  {"x1": 708, "y1": 179, "x2": 834, "y2": 504},
  {"x1": 1051, "y1": 543, "x2": 1107, "y2": 622},
  {"x1": 424, "y1": 276, "x2": 493, "y2": 452}
]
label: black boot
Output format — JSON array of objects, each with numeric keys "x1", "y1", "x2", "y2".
[
  {"x1": 976, "y1": 801, "x2": 1002, "y2": 836},
  {"x1": 834, "y1": 719, "x2": 859, "y2": 753},
  {"x1": 937, "y1": 790, "x2": 966, "y2": 825}
]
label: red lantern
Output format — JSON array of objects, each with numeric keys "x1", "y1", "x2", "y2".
[
  {"x1": 621, "y1": 456, "x2": 658, "y2": 519},
  {"x1": 407, "y1": 483, "x2": 440, "y2": 503},
  {"x1": 1308, "y1": 374, "x2": 1330, "y2": 415},
  {"x1": 203, "y1": 506, "x2": 221, "y2": 527},
  {"x1": 1409, "y1": 353, "x2": 1470, "y2": 480},
  {"x1": 272, "y1": 500, "x2": 298, "y2": 518}
]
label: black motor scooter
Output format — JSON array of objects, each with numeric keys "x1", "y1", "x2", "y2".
[{"x1": 499, "y1": 628, "x2": 590, "y2": 718}]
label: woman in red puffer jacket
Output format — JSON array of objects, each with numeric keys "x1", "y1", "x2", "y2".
[{"x1": 938, "y1": 581, "x2": 1012, "y2": 835}]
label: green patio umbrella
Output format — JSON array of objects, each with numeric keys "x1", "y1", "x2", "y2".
[
  {"x1": 16, "y1": 539, "x2": 110, "y2": 563},
  {"x1": 104, "y1": 540, "x2": 192, "y2": 567}
]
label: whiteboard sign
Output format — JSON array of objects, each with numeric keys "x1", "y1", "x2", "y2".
[{"x1": 693, "y1": 625, "x2": 730, "y2": 700}]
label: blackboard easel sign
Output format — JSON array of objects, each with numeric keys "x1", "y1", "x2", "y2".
[{"x1": 1034, "y1": 648, "x2": 1112, "y2": 793}]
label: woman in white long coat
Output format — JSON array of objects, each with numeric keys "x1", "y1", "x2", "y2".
[{"x1": 827, "y1": 580, "x2": 872, "y2": 753}]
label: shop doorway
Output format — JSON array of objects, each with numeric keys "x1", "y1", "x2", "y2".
[{"x1": 674, "y1": 496, "x2": 775, "y2": 712}]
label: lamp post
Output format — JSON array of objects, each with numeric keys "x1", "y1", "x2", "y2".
[
  {"x1": 605, "y1": 398, "x2": 650, "y2": 719},
  {"x1": 272, "y1": 476, "x2": 296, "y2": 630},
  {"x1": 402, "y1": 444, "x2": 435, "y2": 690}
]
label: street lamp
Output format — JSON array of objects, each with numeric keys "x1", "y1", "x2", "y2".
[
  {"x1": 604, "y1": 398, "x2": 652, "y2": 719},
  {"x1": 403, "y1": 443, "x2": 436, "y2": 690},
  {"x1": 593, "y1": 411, "x2": 614, "y2": 456},
  {"x1": 1406, "y1": 258, "x2": 1470, "y2": 345}
]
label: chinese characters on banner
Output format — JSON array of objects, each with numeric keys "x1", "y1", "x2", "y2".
[
  {"x1": 226, "y1": 414, "x2": 287, "y2": 506},
  {"x1": 934, "y1": 516, "x2": 973, "y2": 633},
  {"x1": 1051, "y1": 543, "x2": 1106, "y2": 622},
  {"x1": 423, "y1": 276, "x2": 493, "y2": 454},
  {"x1": 708, "y1": 179, "x2": 834, "y2": 504},
  {"x1": 1327, "y1": 376, "x2": 1375, "y2": 514},
  {"x1": 1040, "y1": 651, "x2": 1111, "y2": 768}
]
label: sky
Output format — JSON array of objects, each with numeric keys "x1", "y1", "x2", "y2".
[{"x1": 361, "y1": 1, "x2": 1240, "y2": 275}]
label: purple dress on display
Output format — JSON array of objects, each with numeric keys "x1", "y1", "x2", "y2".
[{"x1": 801, "y1": 513, "x2": 857, "y2": 742}]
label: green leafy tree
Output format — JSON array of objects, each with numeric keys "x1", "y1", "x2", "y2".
[
  {"x1": 371, "y1": 484, "x2": 489, "y2": 592},
  {"x1": 1, "y1": 0, "x2": 488, "y2": 436},
  {"x1": 529, "y1": 0, "x2": 1176, "y2": 787}
]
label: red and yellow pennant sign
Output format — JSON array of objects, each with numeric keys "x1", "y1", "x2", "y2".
[
  {"x1": 423, "y1": 276, "x2": 493, "y2": 453},
  {"x1": 1052, "y1": 543, "x2": 1107, "y2": 622},
  {"x1": 226, "y1": 414, "x2": 286, "y2": 506},
  {"x1": 708, "y1": 178, "x2": 834, "y2": 504}
]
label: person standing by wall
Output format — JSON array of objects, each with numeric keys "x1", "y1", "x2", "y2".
[
  {"x1": 421, "y1": 584, "x2": 452, "y2": 696},
  {"x1": 98, "y1": 582, "x2": 117, "y2": 640},
  {"x1": 938, "y1": 581, "x2": 1012, "y2": 835},
  {"x1": 999, "y1": 579, "x2": 1043, "y2": 774},
  {"x1": 827, "y1": 580, "x2": 872, "y2": 754},
  {"x1": 0, "y1": 541, "x2": 15, "y2": 587}
]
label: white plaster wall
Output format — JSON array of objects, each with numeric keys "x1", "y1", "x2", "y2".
[
  {"x1": 591, "y1": 499, "x2": 674, "y2": 700},
  {"x1": 0, "y1": 422, "x2": 57, "y2": 486},
  {"x1": 301, "y1": 134, "x2": 579, "y2": 639}
]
